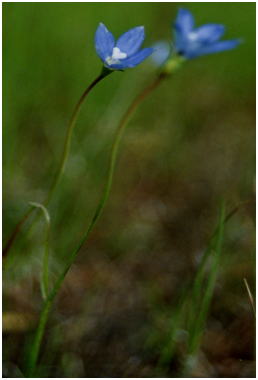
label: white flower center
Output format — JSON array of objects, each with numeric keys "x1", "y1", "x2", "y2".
[
  {"x1": 188, "y1": 32, "x2": 198, "y2": 41},
  {"x1": 106, "y1": 47, "x2": 127, "y2": 65}
]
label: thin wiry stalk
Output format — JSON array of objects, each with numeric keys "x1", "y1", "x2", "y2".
[
  {"x1": 44, "y1": 67, "x2": 113, "y2": 205},
  {"x1": 3, "y1": 207, "x2": 33, "y2": 258},
  {"x1": 3, "y1": 68, "x2": 112, "y2": 259},
  {"x1": 25, "y1": 72, "x2": 167, "y2": 377}
]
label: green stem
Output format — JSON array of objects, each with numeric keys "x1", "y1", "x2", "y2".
[
  {"x1": 44, "y1": 66, "x2": 112, "y2": 205},
  {"x1": 3, "y1": 67, "x2": 112, "y2": 259},
  {"x1": 42, "y1": 228, "x2": 50, "y2": 299},
  {"x1": 3, "y1": 207, "x2": 33, "y2": 258},
  {"x1": 25, "y1": 72, "x2": 167, "y2": 377}
]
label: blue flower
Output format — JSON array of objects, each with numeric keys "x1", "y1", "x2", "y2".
[
  {"x1": 95, "y1": 23, "x2": 154, "y2": 70},
  {"x1": 173, "y1": 8, "x2": 241, "y2": 59}
]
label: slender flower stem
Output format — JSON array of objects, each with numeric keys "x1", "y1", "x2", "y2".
[
  {"x1": 44, "y1": 68, "x2": 112, "y2": 205},
  {"x1": 25, "y1": 72, "x2": 167, "y2": 377},
  {"x1": 3, "y1": 207, "x2": 33, "y2": 258},
  {"x1": 3, "y1": 68, "x2": 112, "y2": 259}
]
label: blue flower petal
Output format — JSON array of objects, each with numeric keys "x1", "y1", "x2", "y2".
[
  {"x1": 116, "y1": 26, "x2": 145, "y2": 57},
  {"x1": 174, "y1": 8, "x2": 195, "y2": 35},
  {"x1": 95, "y1": 23, "x2": 115, "y2": 61},
  {"x1": 108, "y1": 48, "x2": 154, "y2": 69},
  {"x1": 194, "y1": 24, "x2": 225, "y2": 43},
  {"x1": 174, "y1": 28, "x2": 188, "y2": 53},
  {"x1": 120, "y1": 47, "x2": 154, "y2": 68},
  {"x1": 174, "y1": 9, "x2": 195, "y2": 53},
  {"x1": 189, "y1": 39, "x2": 241, "y2": 58}
]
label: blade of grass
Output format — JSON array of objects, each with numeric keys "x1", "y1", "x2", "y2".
[
  {"x1": 156, "y1": 289, "x2": 188, "y2": 371},
  {"x1": 243, "y1": 278, "x2": 255, "y2": 317},
  {"x1": 29, "y1": 202, "x2": 51, "y2": 300},
  {"x1": 187, "y1": 201, "x2": 242, "y2": 345},
  {"x1": 154, "y1": 202, "x2": 245, "y2": 375},
  {"x1": 180, "y1": 203, "x2": 225, "y2": 377},
  {"x1": 188, "y1": 202, "x2": 226, "y2": 355}
]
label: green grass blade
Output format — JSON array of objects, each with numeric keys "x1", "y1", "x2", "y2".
[
  {"x1": 188, "y1": 202, "x2": 226, "y2": 355},
  {"x1": 29, "y1": 202, "x2": 51, "y2": 300},
  {"x1": 243, "y1": 277, "x2": 256, "y2": 317}
]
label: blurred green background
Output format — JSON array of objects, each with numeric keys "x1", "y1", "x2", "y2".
[{"x1": 3, "y1": 2, "x2": 255, "y2": 377}]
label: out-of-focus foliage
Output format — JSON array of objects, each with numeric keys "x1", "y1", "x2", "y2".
[{"x1": 3, "y1": 3, "x2": 255, "y2": 377}]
